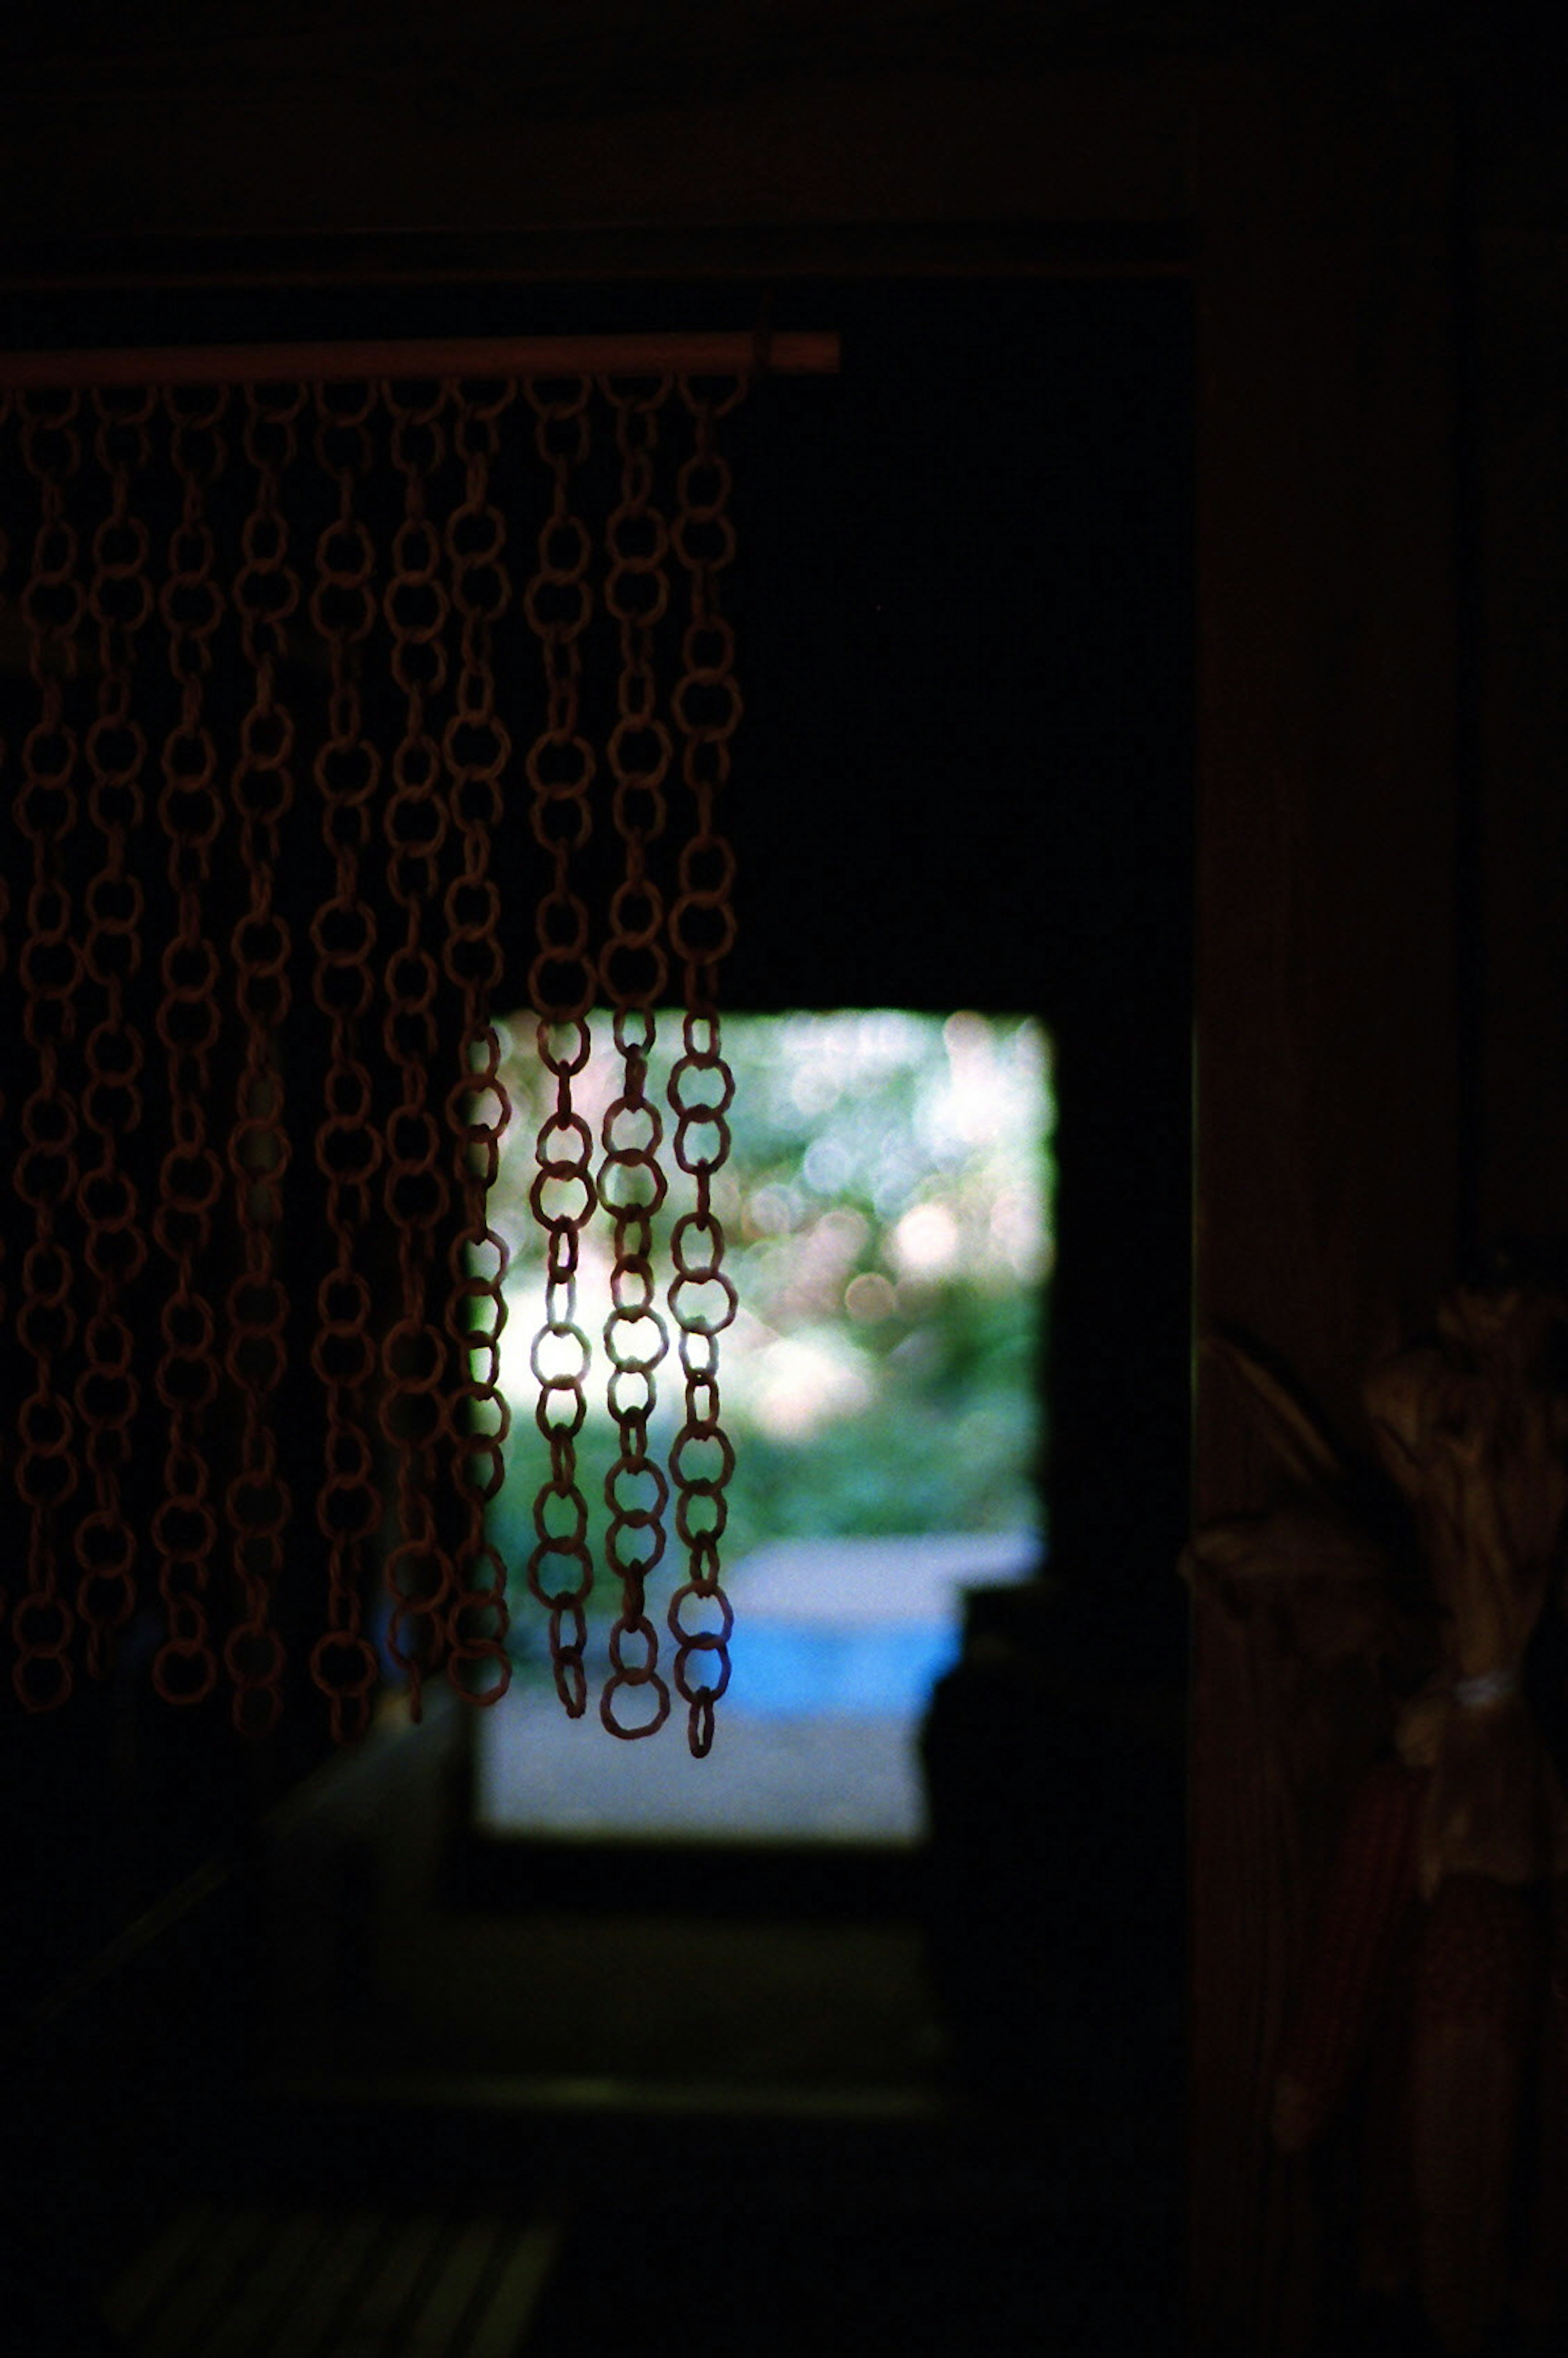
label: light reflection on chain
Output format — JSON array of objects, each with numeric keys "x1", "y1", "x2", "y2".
[
  {"x1": 441, "y1": 378, "x2": 516, "y2": 1707},
  {"x1": 598, "y1": 377, "x2": 675, "y2": 1740},
  {"x1": 522, "y1": 378, "x2": 599, "y2": 1716},
  {"x1": 664, "y1": 377, "x2": 744, "y2": 1756}
]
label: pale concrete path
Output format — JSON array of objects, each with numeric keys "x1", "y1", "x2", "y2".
[
  {"x1": 476, "y1": 1531, "x2": 1039, "y2": 1844},
  {"x1": 477, "y1": 1698, "x2": 927, "y2": 1841},
  {"x1": 733, "y1": 1531, "x2": 1040, "y2": 1624}
]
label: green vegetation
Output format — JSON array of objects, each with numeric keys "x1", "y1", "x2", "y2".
[{"x1": 482, "y1": 1008, "x2": 1051, "y2": 1643}]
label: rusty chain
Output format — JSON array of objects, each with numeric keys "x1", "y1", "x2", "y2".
[
  {"x1": 223, "y1": 382, "x2": 303, "y2": 1736},
  {"x1": 307, "y1": 381, "x2": 386, "y2": 1744},
  {"x1": 0, "y1": 391, "x2": 9, "y2": 1622},
  {"x1": 440, "y1": 379, "x2": 516, "y2": 1706},
  {"x1": 12, "y1": 390, "x2": 86, "y2": 1710},
  {"x1": 597, "y1": 377, "x2": 677, "y2": 1741},
  {"x1": 379, "y1": 379, "x2": 457, "y2": 1719},
  {"x1": 150, "y1": 384, "x2": 230, "y2": 1710},
  {"x1": 664, "y1": 377, "x2": 745, "y2": 1756},
  {"x1": 73, "y1": 387, "x2": 156, "y2": 1682},
  {"x1": 0, "y1": 357, "x2": 753, "y2": 1746},
  {"x1": 522, "y1": 378, "x2": 600, "y2": 1718}
]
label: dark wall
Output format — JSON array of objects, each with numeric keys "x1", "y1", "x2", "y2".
[{"x1": 727, "y1": 278, "x2": 1193, "y2": 1654}]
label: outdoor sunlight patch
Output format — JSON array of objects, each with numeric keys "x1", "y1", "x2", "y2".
[{"x1": 474, "y1": 1009, "x2": 1053, "y2": 1843}]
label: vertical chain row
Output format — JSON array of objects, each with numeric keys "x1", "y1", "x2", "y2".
[
  {"x1": 0, "y1": 390, "x2": 10, "y2": 1583},
  {"x1": 223, "y1": 385, "x2": 303, "y2": 1735},
  {"x1": 12, "y1": 392, "x2": 86, "y2": 1709},
  {"x1": 440, "y1": 381, "x2": 516, "y2": 1705},
  {"x1": 522, "y1": 381, "x2": 599, "y2": 1717},
  {"x1": 379, "y1": 383, "x2": 455, "y2": 1718},
  {"x1": 307, "y1": 385, "x2": 385, "y2": 1744},
  {"x1": 74, "y1": 388, "x2": 154, "y2": 1678},
  {"x1": 150, "y1": 388, "x2": 229, "y2": 1709},
  {"x1": 664, "y1": 379, "x2": 745, "y2": 1756},
  {"x1": 597, "y1": 379, "x2": 676, "y2": 1740},
  {"x1": 0, "y1": 365, "x2": 751, "y2": 1743}
]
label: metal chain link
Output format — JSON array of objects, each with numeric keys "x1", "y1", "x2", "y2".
[
  {"x1": 73, "y1": 386, "x2": 156, "y2": 1680},
  {"x1": 597, "y1": 377, "x2": 676, "y2": 1741},
  {"x1": 0, "y1": 390, "x2": 14, "y2": 1647},
  {"x1": 150, "y1": 384, "x2": 230, "y2": 1709},
  {"x1": 440, "y1": 378, "x2": 516, "y2": 1706},
  {"x1": 307, "y1": 381, "x2": 386, "y2": 1743},
  {"x1": 664, "y1": 377, "x2": 745, "y2": 1757},
  {"x1": 223, "y1": 381, "x2": 303, "y2": 1736},
  {"x1": 0, "y1": 353, "x2": 756, "y2": 1747},
  {"x1": 12, "y1": 390, "x2": 86, "y2": 1709},
  {"x1": 379, "y1": 379, "x2": 456, "y2": 1718},
  {"x1": 522, "y1": 378, "x2": 600, "y2": 1718}
]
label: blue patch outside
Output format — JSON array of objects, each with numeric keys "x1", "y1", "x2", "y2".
[{"x1": 724, "y1": 1618, "x2": 961, "y2": 1716}]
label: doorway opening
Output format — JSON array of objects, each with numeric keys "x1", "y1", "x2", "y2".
[
  {"x1": 474, "y1": 1005, "x2": 1053, "y2": 1843},
  {"x1": 444, "y1": 269, "x2": 1192, "y2": 1922}
]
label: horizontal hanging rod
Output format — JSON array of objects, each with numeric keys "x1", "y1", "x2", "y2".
[{"x1": 0, "y1": 328, "x2": 839, "y2": 390}]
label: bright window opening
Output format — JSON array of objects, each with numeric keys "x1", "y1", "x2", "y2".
[{"x1": 474, "y1": 1008, "x2": 1053, "y2": 1844}]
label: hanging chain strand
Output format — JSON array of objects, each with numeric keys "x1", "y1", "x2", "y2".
[
  {"x1": 441, "y1": 379, "x2": 515, "y2": 1706},
  {"x1": 0, "y1": 353, "x2": 757, "y2": 1742},
  {"x1": 12, "y1": 390, "x2": 86, "y2": 1709},
  {"x1": 0, "y1": 392, "x2": 10, "y2": 1602},
  {"x1": 665, "y1": 376, "x2": 745, "y2": 1757},
  {"x1": 379, "y1": 379, "x2": 457, "y2": 1718},
  {"x1": 151, "y1": 384, "x2": 229, "y2": 1709},
  {"x1": 598, "y1": 377, "x2": 675, "y2": 1740},
  {"x1": 522, "y1": 378, "x2": 599, "y2": 1718},
  {"x1": 223, "y1": 382, "x2": 303, "y2": 1736},
  {"x1": 74, "y1": 387, "x2": 155, "y2": 1679},
  {"x1": 308, "y1": 381, "x2": 385, "y2": 1743}
]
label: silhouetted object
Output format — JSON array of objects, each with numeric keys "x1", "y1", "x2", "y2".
[
  {"x1": 920, "y1": 1572, "x2": 1184, "y2": 2112},
  {"x1": 1192, "y1": 1299, "x2": 1568, "y2": 2354}
]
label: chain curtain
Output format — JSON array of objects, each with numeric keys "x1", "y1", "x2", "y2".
[{"x1": 0, "y1": 330, "x2": 833, "y2": 1754}]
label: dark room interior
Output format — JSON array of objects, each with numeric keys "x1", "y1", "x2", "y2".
[{"x1": 1, "y1": 7, "x2": 1567, "y2": 2356}]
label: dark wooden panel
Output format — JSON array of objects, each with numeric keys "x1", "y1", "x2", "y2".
[
  {"x1": 1192, "y1": 60, "x2": 1459, "y2": 1491},
  {"x1": 0, "y1": 67, "x2": 1193, "y2": 245},
  {"x1": 1187, "y1": 56, "x2": 1461, "y2": 2358},
  {"x1": 1471, "y1": 234, "x2": 1568, "y2": 1254},
  {"x1": 0, "y1": 221, "x2": 1194, "y2": 294}
]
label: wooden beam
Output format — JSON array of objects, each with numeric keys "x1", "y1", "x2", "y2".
[{"x1": 0, "y1": 329, "x2": 839, "y2": 388}]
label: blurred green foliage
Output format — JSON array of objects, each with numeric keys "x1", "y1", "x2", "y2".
[{"x1": 484, "y1": 1010, "x2": 1051, "y2": 1639}]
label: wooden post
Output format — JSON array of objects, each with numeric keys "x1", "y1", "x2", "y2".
[{"x1": 1188, "y1": 57, "x2": 1460, "y2": 2355}]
